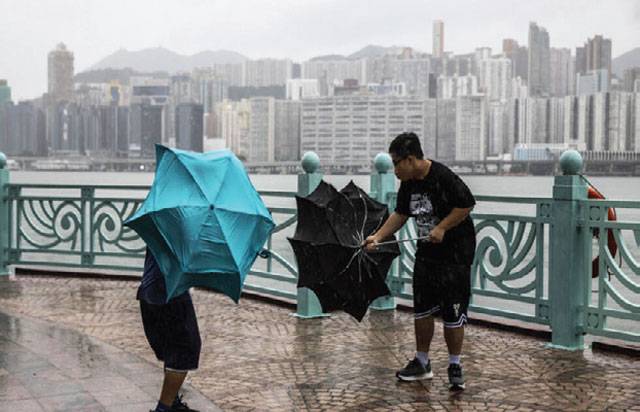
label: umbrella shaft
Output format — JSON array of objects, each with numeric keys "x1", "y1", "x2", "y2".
[{"x1": 375, "y1": 236, "x2": 430, "y2": 246}]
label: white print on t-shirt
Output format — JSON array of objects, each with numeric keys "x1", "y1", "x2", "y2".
[{"x1": 409, "y1": 194, "x2": 441, "y2": 238}]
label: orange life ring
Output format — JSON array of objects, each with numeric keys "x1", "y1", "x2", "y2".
[{"x1": 588, "y1": 186, "x2": 617, "y2": 278}]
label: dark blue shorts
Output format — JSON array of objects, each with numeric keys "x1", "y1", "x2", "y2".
[
  {"x1": 140, "y1": 295, "x2": 201, "y2": 372},
  {"x1": 413, "y1": 256, "x2": 471, "y2": 328}
]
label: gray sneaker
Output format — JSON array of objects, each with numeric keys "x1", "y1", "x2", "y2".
[
  {"x1": 447, "y1": 363, "x2": 465, "y2": 390},
  {"x1": 396, "y1": 358, "x2": 434, "y2": 381}
]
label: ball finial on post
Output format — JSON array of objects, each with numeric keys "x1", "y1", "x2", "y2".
[
  {"x1": 373, "y1": 153, "x2": 393, "y2": 174},
  {"x1": 559, "y1": 150, "x2": 583, "y2": 175},
  {"x1": 301, "y1": 152, "x2": 320, "y2": 174}
]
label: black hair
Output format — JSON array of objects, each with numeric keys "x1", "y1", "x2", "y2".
[{"x1": 388, "y1": 132, "x2": 423, "y2": 160}]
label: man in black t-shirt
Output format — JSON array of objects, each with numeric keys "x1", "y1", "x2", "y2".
[{"x1": 364, "y1": 132, "x2": 476, "y2": 390}]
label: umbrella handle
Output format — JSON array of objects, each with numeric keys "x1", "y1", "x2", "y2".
[{"x1": 257, "y1": 249, "x2": 271, "y2": 259}]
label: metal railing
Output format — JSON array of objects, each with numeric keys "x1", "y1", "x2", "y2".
[{"x1": 1, "y1": 151, "x2": 639, "y2": 348}]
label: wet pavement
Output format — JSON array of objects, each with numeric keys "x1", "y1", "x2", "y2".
[
  {"x1": 0, "y1": 275, "x2": 639, "y2": 411},
  {"x1": 0, "y1": 294, "x2": 218, "y2": 411}
]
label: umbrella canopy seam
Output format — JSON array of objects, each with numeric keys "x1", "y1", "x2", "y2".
[{"x1": 172, "y1": 148, "x2": 230, "y2": 205}]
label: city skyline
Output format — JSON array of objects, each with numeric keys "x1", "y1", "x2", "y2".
[{"x1": 1, "y1": 0, "x2": 639, "y2": 100}]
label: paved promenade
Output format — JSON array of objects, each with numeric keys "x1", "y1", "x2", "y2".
[{"x1": 0, "y1": 274, "x2": 638, "y2": 411}]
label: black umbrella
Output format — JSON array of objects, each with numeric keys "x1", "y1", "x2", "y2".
[{"x1": 288, "y1": 180, "x2": 401, "y2": 321}]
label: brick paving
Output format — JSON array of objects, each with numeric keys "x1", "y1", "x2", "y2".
[{"x1": 0, "y1": 274, "x2": 639, "y2": 411}]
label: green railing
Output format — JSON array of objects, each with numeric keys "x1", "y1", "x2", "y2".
[
  {"x1": 0, "y1": 151, "x2": 639, "y2": 349},
  {"x1": 1, "y1": 183, "x2": 301, "y2": 301},
  {"x1": 583, "y1": 199, "x2": 640, "y2": 342}
]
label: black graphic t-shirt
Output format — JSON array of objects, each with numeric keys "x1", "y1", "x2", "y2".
[{"x1": 395, "y1": 161, "x2": 476, "y2": 266}]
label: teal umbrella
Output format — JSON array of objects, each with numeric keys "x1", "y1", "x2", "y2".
[{"x1": 125, "y1": 145, "x2": 275, "y2": 302}]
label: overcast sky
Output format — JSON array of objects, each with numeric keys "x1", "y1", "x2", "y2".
[{"x1": 1, "y1": 0, "x2": 639, "y2": 100}]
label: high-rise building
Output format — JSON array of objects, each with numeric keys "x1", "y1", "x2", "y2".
[
  {"x1": 502, "y1": 39, "x2": 519, "y2": 55},
  {"x1": 528, "y1": 22, "x2": 551, "y2": 97},
  {"x1": 433, "y1": 20, "x2": 444, "y2": 58},
  {"x1": 607, "y1": 92, "x2": 635, "y2": 152},
  {"x1": 248, "y1": 97, "x2": 275, "y2": 162},
  {"x1": 550, "y1": 48, "x2": 575, "y2": 97},
  {"x1": 443, "y1": 54, "x2": 473, "y2": 77},
  {"x1": 575, "y1": 46, "x2": 588, "y2": 75},
  {"x1": 575, "y1": 35, "x2": 612, "y2": 85},
  {"x1": 292, "y1": 63, "x2": 302, "y2": 79},
  {"x1": 0, "y1": 80, "x2": 11, "y2": 105},
  {"x1": 274, "y1": 100, "x2": 301, "y2": 161},
  {"x1": 0, "y1": 101, "x2": 47, "y2": 156},
  {"x1": 130, "y1": 103, "x2": 163, "y2": 157},
  {"x1": 170, "y1": 74, "x2": 197, "y2": 105},
  {"x1": 175, "y1": 103, "x2": 204, "y2": 152},
  {"x1": 48, "y1": 102, "x2": 82, "y2": 154},
  {"x1": 286, "y1": 79, "x2": 320, "y2": 100},
  {"x1": 480, "y1": 58, "x2": 512, "y2": 101},
  {"x1": 487, "y1": 102, "x2": 509, "y2": 156},
  {"x1": 512, "y1": 76, "x2": 529, "y2": 100},
  {"x1": 455, "y1": 96, "x2": 486, "y2": 161},
  {"x1": 130, "y1": 77, "x2": 170, "y2": 144},
  {"x1": 243, "y1": 59, "x2": 293, "y2": 87},
  {"x1": 395, "y1": 58, "x2": 431, "y2": 96},
  {"x1": 586, "y1": 35, "x2": 612, "y2": 83},
  {"x1": 437, "y1": 75, "x2": 479, "y2": 99},
  {"x1": 47, "y1": 43, "x2": 74, "y2": 102},
  {"x1": 301, "y1": 96, "x2": 429, "y2": 163},
  {"x1": 427, "y1": 98, "x2": 457, "y2": 160},
  {"x1": 217, "y1": 99, "x2": 250, "y2": 159},
  {"x1": 576, "y1": 70, "x2": 609, "y2": 95},
  {"x1": 303, "y1": 59, "x2": 366, "y2": 87},
  {"x1": 192, "y1": 69, "x2": 229, "y2": 113},
  {"x1": 503, "y1": 39, "x2": 528, "y2": 81},
  {"x1": 115, "y1": 106, "x2": 129, "y2": 157},
  {"x1": 514, "y1": 97, "x2": 551, "y2": 145},
  {"x1": 623, "y1": 67, "x2": 640, "y2": 92}
]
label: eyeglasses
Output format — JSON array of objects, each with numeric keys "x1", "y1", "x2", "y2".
[{"x1": 392, "y1": 157, "x2": 405, "y2": 166}]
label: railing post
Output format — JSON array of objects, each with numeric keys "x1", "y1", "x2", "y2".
[
  {"x1": 548, "y1": 150, "x2": 589, "y2": 350},
  {"x1": 0, "y1": 152, "x2": 10, "y2": 276},
  {"x1": 369, "y1": 153, "x2": 399, "y2": 310},
  {"x1": 295, "y1": 152, "x2": 329, "y2": 318}
]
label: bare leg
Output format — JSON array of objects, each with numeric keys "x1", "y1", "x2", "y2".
[
  {"x1": 159, "y1": 369, "x2": 187, "y2": 406},
  {"x1": 443, "y1": 326, "x2": 464, "y2": 356},
  {"x1": 415, "y1": 316, "x2": 435, "y2": 353}
]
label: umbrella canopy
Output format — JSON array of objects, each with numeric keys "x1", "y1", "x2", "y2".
[
  {"x1": 125, "y1": 145, "x2": 275, "y2": 302},
  {"x1": 289, "y1": 180, "x2": 400, "y2": 321}
]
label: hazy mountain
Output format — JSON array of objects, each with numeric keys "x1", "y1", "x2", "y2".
[
  {"x1": 308, "y1": 45, "x2": 409, "y2": 61},
  {"x1": 88, "y1": 47, "x2": 248, "y2": 73},
  {"x1": 348, "y1": 45, "x2": 390, "y2": 59},
  {"x1": 612, "y1": 47, "x2": 640, "y2": 77},
  {"x1": 310, "y1": 54, "x2": 348, "y2": 61}
]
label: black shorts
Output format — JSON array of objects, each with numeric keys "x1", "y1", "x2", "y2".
[
  {"x1": 140, "y1": 295, "x2": 202, "y2": 372},
  {"x1": 413, "y1": 256, "x2": 471, "y2": 328}
]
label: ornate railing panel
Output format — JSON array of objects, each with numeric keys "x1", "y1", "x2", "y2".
[
  {"x1": 6, "y1": 183, "x2": 300, "y2": 300},
  {"x1": 583, "y1": 199, "x2": 640, "y2": 342},
  {"x1": 7, "y1": 184, "x2": 148, "y2": 270}
]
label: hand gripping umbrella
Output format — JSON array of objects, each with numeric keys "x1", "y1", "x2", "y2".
[
  {"x1": 125, "y1": 145, "x2": 275, "y2": 302},
  {"x1": 288, "y1": 180, "x2": 400, "y2": 321}
]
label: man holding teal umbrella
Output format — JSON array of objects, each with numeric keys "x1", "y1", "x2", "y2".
[{"x1": 126, "y1": 145, "x2": 275, "y2": 412}]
